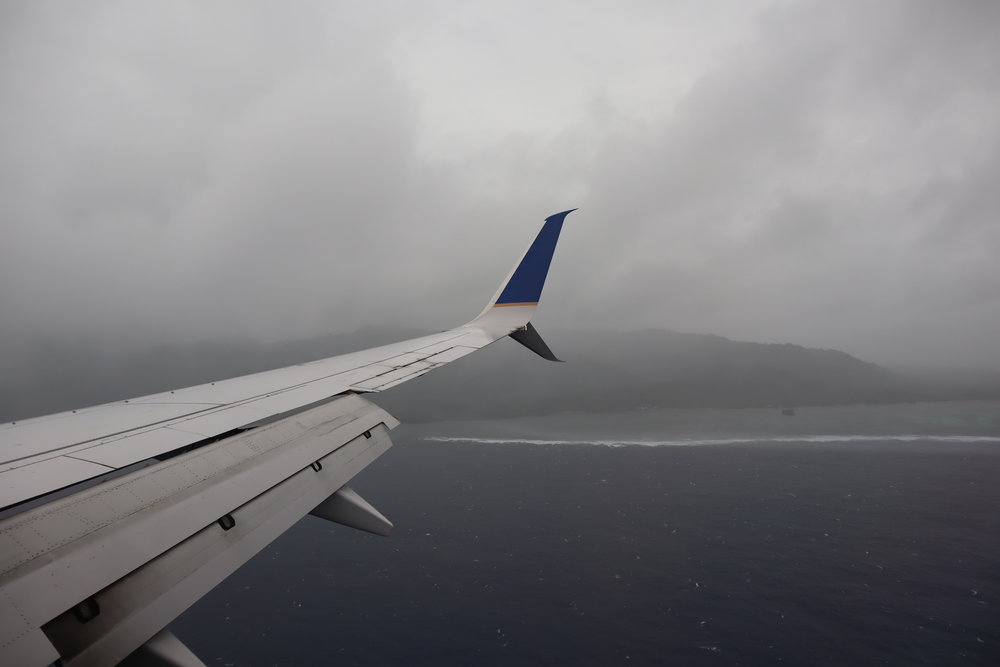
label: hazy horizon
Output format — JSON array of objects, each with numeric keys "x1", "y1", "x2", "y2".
[
  {"x1": 5, "y1": 322, "x2": 999, "y2": 374},
  {"x1": 3, "y1": 323, "x2": 999, "y2": 426}
]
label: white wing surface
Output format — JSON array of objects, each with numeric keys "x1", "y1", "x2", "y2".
[{"x1": 0, "y1": 210, "x2": 574, "y2": 667}]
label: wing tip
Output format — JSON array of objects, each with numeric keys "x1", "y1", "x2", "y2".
[
  {"x1": 491, "y1": 208, "x2": 574, "y2": 307},
  {"x1": 546, "y1": 208, "x2": 578, "y2": 222}
]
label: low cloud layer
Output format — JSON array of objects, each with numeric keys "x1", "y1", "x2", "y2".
[{"x1": 2, "y1": 1, "x2": 998, "y2": 367}]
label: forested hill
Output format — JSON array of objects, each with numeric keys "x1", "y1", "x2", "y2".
[
  {"x1": 377, "y1": 329, "x2": 911, "y2": 421},
  {"x1": 5, "y1": 327, "x2": 997, "y2": 423}
]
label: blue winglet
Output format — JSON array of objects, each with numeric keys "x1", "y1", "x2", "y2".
[{"x1": 494, "y1": 209, "x2": 575, "y2": 306}]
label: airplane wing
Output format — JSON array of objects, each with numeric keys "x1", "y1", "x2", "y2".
[{"x1": 0, "y1": 209, "x2": 575, "y2": 667}]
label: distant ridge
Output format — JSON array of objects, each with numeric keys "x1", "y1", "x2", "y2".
[
  {"x1": 2, "y1": 328, "x2": 998, "y2": 423},
  {"x1": 377, "y1": 328, "x2": 915, "y2": 421}
]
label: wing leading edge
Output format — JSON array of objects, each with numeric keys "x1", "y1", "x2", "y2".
[
  {"x1": 0, "y1": 210, "x2": 574, "y2": 667},
  {"x1": 0, "y1": 209, "x2": 573, "y2": 510}
]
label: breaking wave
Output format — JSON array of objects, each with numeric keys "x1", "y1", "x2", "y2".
[{"x1": 422, "y1": 434, "x2": 1000, "y2": 447}]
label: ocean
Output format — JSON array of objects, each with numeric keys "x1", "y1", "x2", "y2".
[{"x1": 172, "y1": 401, "x2": 1000, "y2": 665}]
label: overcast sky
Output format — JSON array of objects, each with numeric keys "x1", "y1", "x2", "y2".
[{"x1": 2, "y1": 1, "x2": 998, "y2": 368}]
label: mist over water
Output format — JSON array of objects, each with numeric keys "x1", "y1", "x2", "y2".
[
  {"x1": 424, "y1": 434, "x2": 1000, "y2": 447},
  {"x1": 408, "y1": 400, "x2": 1000, "y2": 449}
]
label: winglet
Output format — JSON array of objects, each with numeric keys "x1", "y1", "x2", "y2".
[
  {"x1": 510, "y1": 322, "x2": 563, "y2": 361},
  {"x1": 475, "y1": 209, "x2": 575, "y2": 321},
  {"x1": 468, "y1": 209, "x2": 573, "y2": 361},
  {"x1": 491, "y1": 208, "x2": 575, "y2": 307}
]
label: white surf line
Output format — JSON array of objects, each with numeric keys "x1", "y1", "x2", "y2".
[{"x1": 422, "y1": 435, "x2": 1000, "y2": 447}]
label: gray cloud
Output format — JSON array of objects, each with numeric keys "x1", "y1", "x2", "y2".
[{"x1": 1, "y1": 0, "x2": 998, "y2": 368}]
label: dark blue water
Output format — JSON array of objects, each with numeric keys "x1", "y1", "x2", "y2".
[{"x1": 173, "y1": 402, "x2": 1000, "y2": 665}]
